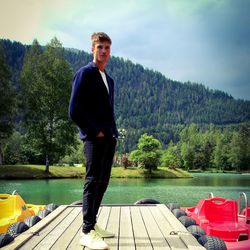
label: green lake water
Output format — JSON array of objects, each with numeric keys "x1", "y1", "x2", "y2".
[{"x1": 0, "y1": 173, "x2": 250, "y2": 207}]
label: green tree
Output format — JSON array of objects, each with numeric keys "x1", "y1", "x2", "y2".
[
  {"x1": 0, "y1": 44, "x2": 16, "y2": 164},
  {"x1": 211, "y1": 130, "x2": 232, "y2": 171},
  {"x1": 179, "y1": 124, "x2": 199, "y2": 170},
  {"x1": 60, "y1": 138, "x2": 84, "y2": 165},
  {"x1": 178, "y1": 124, "x2": 217, "y2": 170},
  {"x1": 180, "y1": 142, "x2": 194, "y2": 170},
  {"x1": 228, "y1": 132, "x2": 242, "y2": 172},
  {"x1": 3, "y1": 131, "x2": 28, "y2": 164},
  {"x1": 128, "y1": 149, "x2": 141, "y2": 167},
  {"x1": 161, "y1": 141, "x2": 181, "y2": 169},
  {"x1": 197, "y1": 131, "x2": 216, "y2": 170},
  {"x1": 203, "y1": 128, "x2": 218, "y2": 168},
  {"x1": 238, "y1": 124, "x2": 250, "y2": 171},
  {"x1": 129, "y1": 133, "x2": 162, "y2": 173},
  {"x1": 20, "y1": 38, "x2": 77, "y2": 172},
  {"x1": 4, "y1": 130, "x2": 44, "y2": 164}
]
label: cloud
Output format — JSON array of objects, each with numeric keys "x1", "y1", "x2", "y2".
[
  {"x1": 0, "y1": 0, "x2": 249, "y2": 100},
  {"x1": 0, "y1": 0, "x2": 43, "y2": 43}
]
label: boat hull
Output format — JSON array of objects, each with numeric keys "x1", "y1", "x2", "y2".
[
  {"x1": 0, "y1": 193, "x2": 45, "y2": 233},
  {"x1": 180, "y1": 196, "x2": 250, "y2": 250}
]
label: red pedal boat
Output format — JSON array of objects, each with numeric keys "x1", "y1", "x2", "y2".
[{"x1": 181, "y1": 192, "x2": 250, "y2": 250}]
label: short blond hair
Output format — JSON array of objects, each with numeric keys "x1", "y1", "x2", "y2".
[{"x1": 91, "y1": 32, "x2": 112, "y2": 46}]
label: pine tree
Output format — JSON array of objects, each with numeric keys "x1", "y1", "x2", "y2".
[{"x1": 0, "y1": 44, "x2": 16, "y2": 164}]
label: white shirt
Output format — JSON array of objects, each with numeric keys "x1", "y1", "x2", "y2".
[{"x1": 99, "y1": 70, "x2": 109, "y2": 94}]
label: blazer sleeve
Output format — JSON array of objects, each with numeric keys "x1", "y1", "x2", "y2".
[{"x1": 68, "y1": 68, "x2": 101, "y2": 137}]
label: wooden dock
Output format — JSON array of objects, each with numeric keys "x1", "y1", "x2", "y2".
[{"x1": 3, "y1": 204, "x2": 205, "y2": 250}]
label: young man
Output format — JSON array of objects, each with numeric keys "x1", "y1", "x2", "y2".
[{"x1": 69, "y1": 32, "x2": 118, "y2": 249}]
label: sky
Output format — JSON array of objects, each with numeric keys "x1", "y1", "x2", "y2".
[{"x1": 0, "y1": 0, "x2": 250, "y2": 100}]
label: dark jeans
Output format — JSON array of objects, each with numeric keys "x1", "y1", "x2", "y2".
[{"x1": 82, "y1": 137, "x2": 117, "y2": 233}]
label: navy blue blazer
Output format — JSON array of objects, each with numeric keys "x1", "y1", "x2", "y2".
[{"x1": 69, "y1": 62, "x2": 118, "y2": 140}]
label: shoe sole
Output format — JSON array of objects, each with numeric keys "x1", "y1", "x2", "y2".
[{"x1": 79, "y1": 240, "x2": 109, "y2": 249}]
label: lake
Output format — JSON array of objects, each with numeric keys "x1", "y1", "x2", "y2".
[{"x1": 0, "y1": 173, "x2": 250, "y2": 207}]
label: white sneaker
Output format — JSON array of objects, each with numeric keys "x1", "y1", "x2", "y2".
[
  {"x1": 94, "y1": 224, "x2": 115, "y2": 238},
  {"x1": 79, "y1": 230, "x2": 109, "y2": 249}
]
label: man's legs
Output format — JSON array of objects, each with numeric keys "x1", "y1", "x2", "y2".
[{"x1": 82, "y1": 137, "x2": 116, "y2": 233}]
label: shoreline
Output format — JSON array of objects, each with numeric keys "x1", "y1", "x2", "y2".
[
  {"x1": 0, "y1": 165, "x2": 192, "y2": 179},
  {"x1": 1, "y1": 165, "x2": 248, "y2": 180}
]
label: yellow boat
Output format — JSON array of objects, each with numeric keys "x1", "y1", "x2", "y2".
[{"x1": 0, "y1": 191, "x2": 45, "y2": 233}]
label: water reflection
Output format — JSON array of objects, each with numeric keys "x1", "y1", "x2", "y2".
[{"x1": 0, "y1": 173, "x2": 249, "y2": 206}]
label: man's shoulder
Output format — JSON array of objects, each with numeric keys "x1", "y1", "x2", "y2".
[{"x1": 76, "y1": 62, "x2": 97, "y2": 74}]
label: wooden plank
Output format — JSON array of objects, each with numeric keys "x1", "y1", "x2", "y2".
[
  {"x1": 157, "y1": 204, "x2": 188, "y2": 232},
  {"x1": 19, "y1": 206, "x2": 74, "y2": 250},
  {"x1": 66, "y1": 206, "x2": 110, "y2": 250},
  {"x1": 148, "y1": 206, "x2": 189, "y2": 250},
  {"x1": 130, "y1": 206, "x2": 152, "y2": 250},
  {"x1": 156, "y1": 205, "x2": 205, "y2": 250},
  {"x1": 149, "y1": 206, "x2": 175, "y2": 234},
  {"x1": 119, "y1": 206, "x2": 135, "y2": 250},
  {"x1": 96, "y1": 206, "x2": 111, "y2": 230},
  {"x1": 34, "y1": 207, "x2": 81, "y2": 250},
  {"x1": 2, "y1": 205, "x2": 68, "y2": 250},
  {"x1": 50, "y1": 207, "x2": 82, "y2": 250},
  {"x1": 179, "y1": 233, "x2": 206, "y2": 250},
  {"x1": 149, "y1": 205, "x2": 200, "y2": 250},
  {"x1": 65, "y1": 205, "x2": 88, "y2": 250},
  {"x1": 140, "y1": 206, "x2": 170, "y2": 250},
  {"x1": 65, "y1": 226, "x2": 83, "y2": 250},
  {"x1": 149, "y1": 206, "x2": 187, "y2": 250},
  {"x1": 2, "y1": 205, "x2": 206, "y2": 250},
  {"x1": 105, "y1": 206, "x2": 120, "y2": 250}
]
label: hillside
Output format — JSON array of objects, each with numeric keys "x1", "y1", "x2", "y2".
[{"x1": 1, "y1": 39, "x2": 250, "y2": 150}]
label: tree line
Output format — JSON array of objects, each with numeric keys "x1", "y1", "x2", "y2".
[
  {"x1": 161, "y1": 123, "x2": 250, "y2": 172},
  {"x1": 128, "y1": 123, "x2": 250, "y2": 173},
  {"x1": 0, "y1": 38, "x2": 249, "y2": 172}
]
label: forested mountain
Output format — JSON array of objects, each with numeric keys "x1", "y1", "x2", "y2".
[{"x1": 1, "y1": 39, "x2": 250, "y2": 151}]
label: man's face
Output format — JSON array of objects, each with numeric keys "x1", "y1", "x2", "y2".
[{"x1": 92, "y1": 41, "x2": 111, "y2": 65}]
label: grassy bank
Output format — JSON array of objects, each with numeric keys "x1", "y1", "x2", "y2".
[
  {"x1": 0, "y1": 165, "x2": 85, "y2": 179},
  {"x1": 0, "y1": 165, "x2": 192, "y2": 179},
  {"x1": 111, "y1": 166, "x2": 192, "y2": 178}
]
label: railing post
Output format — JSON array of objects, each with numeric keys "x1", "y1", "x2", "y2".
[{"x1": 238, "y1": 192, "x2": 248, "y2": 223}]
